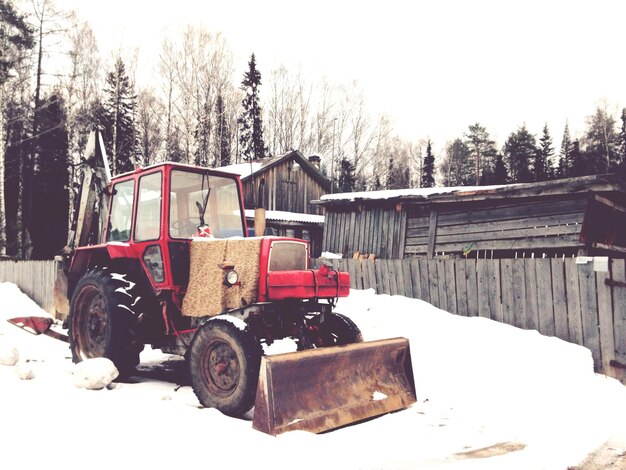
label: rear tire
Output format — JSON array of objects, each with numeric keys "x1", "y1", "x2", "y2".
[
  {"x1": 188, "y1": 317, "x2": 262, "y2": 417},
  {"x1": 68, "y1": 268, "x2": 142, "y2": 377},
  {"x1": 299, "y1": 311, "x2": 363, "y2": 350}
]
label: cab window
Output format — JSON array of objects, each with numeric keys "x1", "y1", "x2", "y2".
[
  {"x1": 135, "y1": 172, "x2": 162, "y2": 241},
  {"x1": 107, "y1": 180, "x2": 135, "y2": 242}
]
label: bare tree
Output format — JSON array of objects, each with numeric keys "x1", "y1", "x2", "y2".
[{"x1": 136, "y1": 87, "x2": 164, "y2": 165}]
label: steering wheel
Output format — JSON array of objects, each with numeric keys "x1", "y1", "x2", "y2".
[{"x1": 171, "y1": 219, "x2": 199, "y2": 237}]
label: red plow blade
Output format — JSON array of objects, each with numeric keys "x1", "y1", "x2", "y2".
[{"x1": 7, "y1": 316, "x2": 69, "y2": 342}]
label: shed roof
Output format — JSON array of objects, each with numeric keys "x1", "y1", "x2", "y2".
[
  {"x1": 217, "y1": 150, "x2": 331, "y2": 191},
  {"x1": 315, "y1": 174, "x2": 626, "y2": 206}
]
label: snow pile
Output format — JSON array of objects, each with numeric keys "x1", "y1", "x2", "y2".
[
  {"x1": 0, "y1": 343, "x2": 19, "y2": 366},
  {"x1": 0, "y1": 282, "x2": 51, "y2": 322},
  {"x1": 73, "y1": 358, "x2": 119, "y2": 390}
]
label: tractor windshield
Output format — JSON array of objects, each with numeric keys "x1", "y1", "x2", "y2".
[{"x1": 169, "y1": 170, "x2": 245, "y2": 239}]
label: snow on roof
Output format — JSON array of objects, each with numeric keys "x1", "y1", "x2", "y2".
[
  {"x1": 216, "y1": 162, "x2": 263, "y2": 178},
  {"x1": 320, "y1": 183, "x2": 513, "y2": 202},
  {"x1": 244, "y1": 209, "x2": 324, "y2": 224}
]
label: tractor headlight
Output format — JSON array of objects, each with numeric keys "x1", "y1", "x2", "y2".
[{"x1": 224, "y1": 269, "x2": 239, "y2": 287}]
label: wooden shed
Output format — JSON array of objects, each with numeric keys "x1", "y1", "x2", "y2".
[
  {"x1": 219, "y1": 151, "x2": 330, "y2": 216},
  {"x1": 315, "y1": 174, "x2": 626, "y2": 259}
]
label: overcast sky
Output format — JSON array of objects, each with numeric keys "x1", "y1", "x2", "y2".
[{"x1": 61, "y1": 0, "x2": 626, "y2": 151}]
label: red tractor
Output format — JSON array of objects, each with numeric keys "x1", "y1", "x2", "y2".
[{"x1": 50, "y1": 131, "x2": 415, "y2": 434}]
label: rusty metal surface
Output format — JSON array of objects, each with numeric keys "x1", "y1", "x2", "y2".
[
  {"x1": 7, "y1": 317, "x2": 69, "y2": 342},
  {"x1": 253, "y1": 337, "x2": 416, "y2": 435}
]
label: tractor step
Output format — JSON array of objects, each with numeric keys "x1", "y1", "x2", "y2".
[{"x1": 252, "y1": 337, "x2": 416, "y2": 435}]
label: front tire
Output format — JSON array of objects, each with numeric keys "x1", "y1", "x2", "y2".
[
  {"x1": 188, "y1": 317, "x2": 262, "y2": 417},
  {"x1": 299, "y1": 311, "x2": 363, "y2": 350},
  {"x1": 68, "y1": 268, "x2": 142, "y2": 377}
]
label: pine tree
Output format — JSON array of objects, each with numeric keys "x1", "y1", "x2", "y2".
[
  {"x1": 215, "y1": 94, "x2": 231, "y2": 167},
  {"x1": 439, "y1": 138, "x2": 473, "y2": 186},
  {"x1": 464, "y1": 123, "x2": 497, "y2": 185},
  {"x1": 421, "y1": 139, "x2": 435, "y2": 188},
  {"x1": 238, "y1": 53, "x2": 266, "y2": 161},
  {"x1": 0, "y1": 0, "x2": 34, "y2": 257},
  {"x1": 338, "y1": 158, "x2": 356, "y2": 192},
  {"x1": 492, "y1": 153, "x2": 508, "y2": 184},
  {"x1": 535, "y1": 123, "x2": 554, "y2": 181},
  {"x1": 101, "y1": 57, "x2": 137, "y2": 175},
  {"x1": 503, "y1": 125, "x2": 536, "y2": 183},
  {"x1": 571, "y1": 139, "x2": 587, "y2": 176},
  {"x1": 557, "y1": 122, "x2": 573, "y2": 178},
  {"x1": 31, "y1": 92, "x2": 68, "y2": 259},
  {"x1": 0, "y1": 0, "x2": 34, "y2": 85}
]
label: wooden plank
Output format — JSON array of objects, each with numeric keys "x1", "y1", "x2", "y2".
[
  {"x1": 429, "y1": 223, "x2": 582, "y2": 245},
  {"x1": 500, "y1": 259, "x2": 514, "y2": 325},
  {"x1": 578, "y1": 261, "x2": 601, "y2": 371},
  {"x1": 535, "y1": 258, "x2": 555, "y2": 337},
  {"x1": 398, "y1": 209, "x2": 408, "y2": 258},
  {"x1": 381, "y1": 259, "x2": 392, "y2": 295},
  {"x1": 401, "y1": 260, "x2": 414, "y2": 298},
  {"x1": 444, "y1": 260, "x2": 457, "y2": 315},
  {"x1": 465, "y1": 259, "x2": 478, "y2": 316},
  {"x1": 476, "y1": 259, "x2": 490, "y2": 318},
  {"x1": 367, "y1": 260, "x2": 378, "y2": 294},
  {"x1": 436, "y1": 259, "x2": 448, "y2": 312},
  {"x1": 550, "y1": 259, "x2": 569, "y2": 342},
  {"x1": 409, "y1": 259, "x2": 421, "y2": 301},
  {"x1": 436, "y1": 197, "x2": 588, "y2": 226},
  {"x1": 455, "y1": 260, "x2": 468, "y2": 316},
  {"x1": 524, "y1": 259, "x2": 539, "y2": 331},
  {"x1": 596, "y1": 263, "x2": 615, "y2": 375},
  {"x1": 612, "y1": 260, "x2": 626, "y2": 366},
  {"x1": 427, "y1": 209, "x2": 438, "y2": 259},
  {"x1": 419, "y1": 259, "x2": 430, "y2": 303},
  {"x1": 348, "y1": 211, "x2": 357, "y2": 255},
  {"x1": 512, "y1": 259, "x2": 526, "y2": 329},
  {"x1": 413, "y1": 211, "x2": 586, "y2": 237},
  {"x1": 387, "y1": 259, "x2": 398, "y2": 295},
  {"x1": 375, "y1": 259, "x2": 386, "y2": 295},
  {"x1": 564, "y1": 258, "x2": 584, "y2": 346},
  {"x1": 486, "y1": 259, "x2": 501, "y2": 322},
  {"x1": 372, "y1": 208, "x2": 381, "y2": 257},
  {"x1": 404, "y1": 233, "x2": 585, "y2": 254},
  {"x1": 393, "y1": 259, "x2": 405, "y2": 296},
  {"x1": 427, "y1": 259, "x2": 439, "y2": 307}
]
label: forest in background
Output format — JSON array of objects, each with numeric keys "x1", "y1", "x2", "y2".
[{"x1": 2, "y1": 0, "x2": 626, "y2": 260}]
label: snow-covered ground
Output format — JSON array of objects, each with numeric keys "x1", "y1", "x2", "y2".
[{"x1": 1, "y1": 281, "x2": 625, "y2": 469}]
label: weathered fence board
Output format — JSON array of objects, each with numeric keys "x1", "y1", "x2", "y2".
[
  {"x1": 551, "y1": 259, "x2": 569, "y2": 341},
  {"x1": 313, "y1": 257, "x2": 626, "y2": 382},
  {"x1": 612, "y1": 261, "x2": 626, "y2": 366},
  {"x1": 536, "y1": 258, "x2": 555, "y2": 337},
  {"x1": 0, "y1": 260, "x2": 59, "y2": 314}
]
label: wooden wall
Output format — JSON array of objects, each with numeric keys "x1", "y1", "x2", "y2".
[
  {"x1": 405, "y1": 195, "x2": 588, "y2": 257},
  {"x1": 0, "y1": 260, "x2": 59, "y2": 314},
  {"x1": 243, "y1": 158, "x2": 327, "y2": 215},
  {"x1": 321, "y1": 194, "x2": 591, "y2": 259},
  {"x1": 314, "y1": 256, "x2": 626, "y2": 383},
  {"x1": 322, "y1": 204, "x2": 407, "y2": 258}
]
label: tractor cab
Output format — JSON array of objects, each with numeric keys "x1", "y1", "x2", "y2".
[{"x1": 69, "y1": 163, "x2": 248, "y2": 296}]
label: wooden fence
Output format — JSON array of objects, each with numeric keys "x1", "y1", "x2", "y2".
[
  {"x1": 0, "y1": 260, "x2": 59, "y2": 314},
  {"x1": 316, "y1": 257, "x2": 626, "y2": 382}
]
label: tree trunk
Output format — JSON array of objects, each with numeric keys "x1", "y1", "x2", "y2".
[{"x1": 0, "y1": 84, "x2": 6, "y2": 256}]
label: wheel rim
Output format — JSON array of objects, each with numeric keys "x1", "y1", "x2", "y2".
[
  {"x1": 73, "y1": 285, "x2": 109, "y2": 359},
  {"x1": 201, "y1": 339, "x2": 240, "y2": 397}
]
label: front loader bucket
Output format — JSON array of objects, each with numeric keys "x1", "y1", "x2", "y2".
[{"x1": 252, "y1": 337, "x2": 416, "y2": 436}]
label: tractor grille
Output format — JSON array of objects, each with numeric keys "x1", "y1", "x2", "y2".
[{"x1": 268, "y1": 240, "x2": 308, "y2": 271}]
